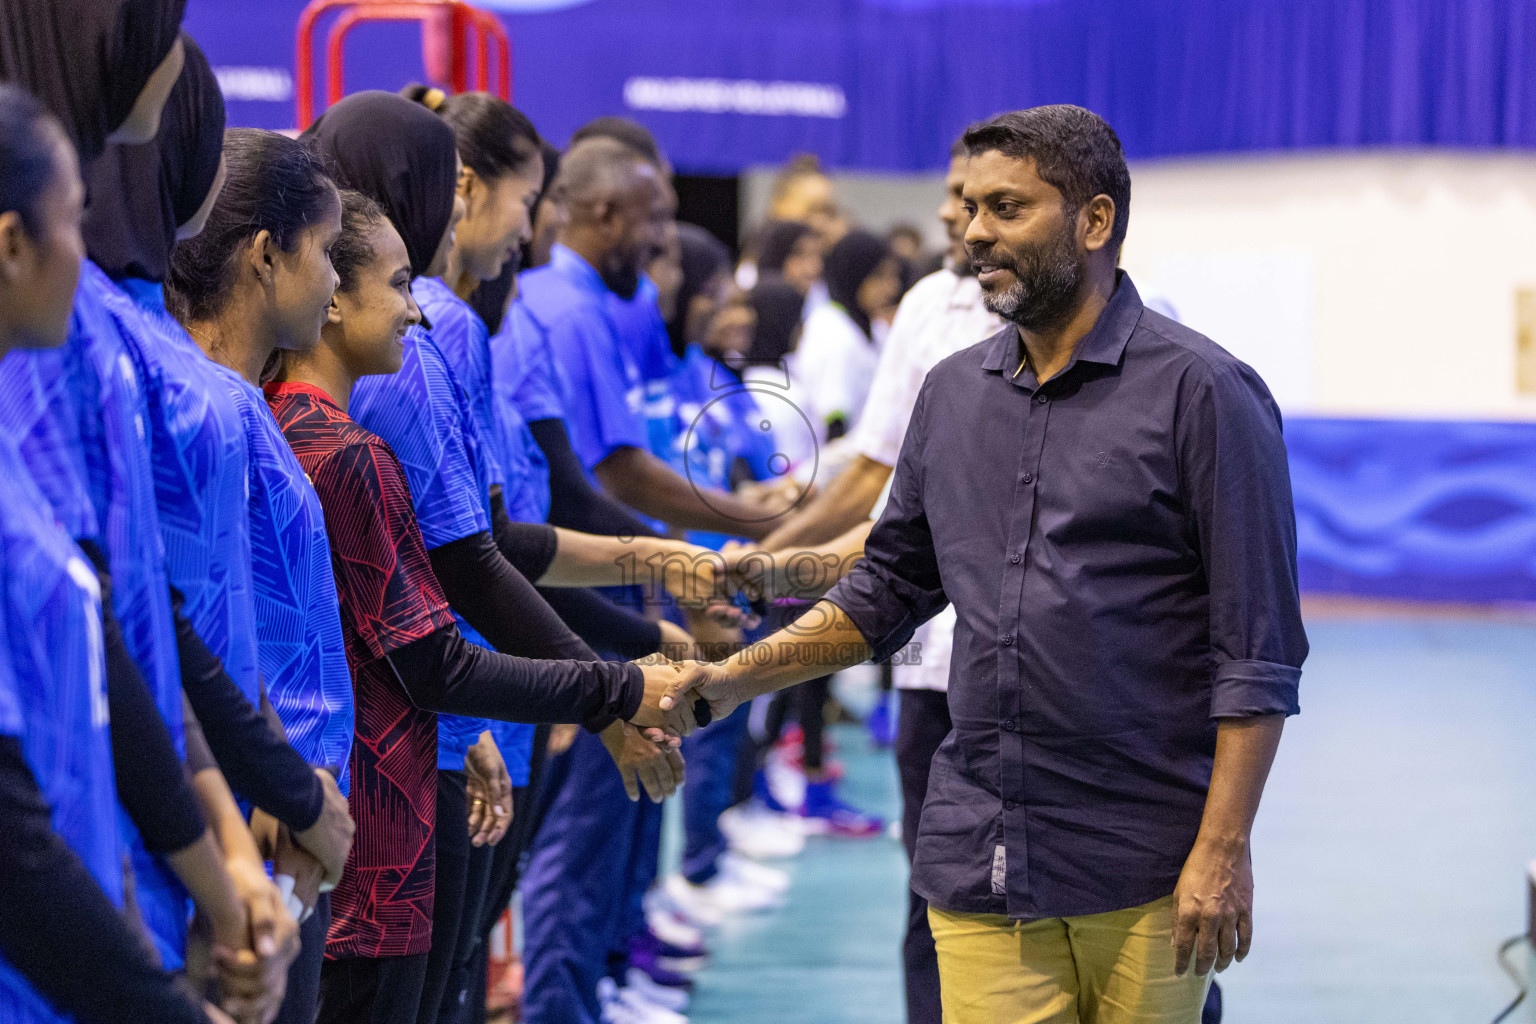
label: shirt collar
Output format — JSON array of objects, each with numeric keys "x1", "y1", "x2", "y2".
[
  {"x1": 264, "y1": 380, "x2": 343, "y2": 411},
  {"x1": 550, "y1": 243, "x2": 609, "y2": 298},
  {"x1": 981, "y1": 271, "x2": 1143, "y2": 380}
]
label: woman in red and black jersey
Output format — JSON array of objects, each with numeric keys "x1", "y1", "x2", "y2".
[{"x1": 257, "y1": 190, "x2": 704, "y2": 1024}]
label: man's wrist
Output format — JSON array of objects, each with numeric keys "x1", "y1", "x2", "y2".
[{"x1": 1192, "y1": 830, "x2": 1249, "y2": 856}]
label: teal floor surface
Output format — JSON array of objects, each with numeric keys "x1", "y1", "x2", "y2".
[{"x1": 664, "y1": 613, "x2": 1536, "y2": 1023}]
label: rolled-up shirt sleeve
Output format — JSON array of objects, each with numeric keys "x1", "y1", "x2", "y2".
[
  {"x1": 824, "y1": 382, "x2": 948, "y2": 663},
  {"x1": 1178, "y1": 360, "x2": 1308, "y2": 719}
]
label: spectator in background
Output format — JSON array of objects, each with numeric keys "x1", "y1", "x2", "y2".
[
  {"x1": 755, "y1": 219, "x2": 823, "y2": 300},
  {"x1": 767, "y1": 154, "x2": 846, "y2": 246},
  {"x1": 886, "y1": 222, "x2": 924, "y2": 265}
]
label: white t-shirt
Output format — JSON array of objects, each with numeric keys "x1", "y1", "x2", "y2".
[
  {"x1": 859, "y1": 268, "x2": 1002, "y2": 692},
  {"x1": 783, "y1": 301, "x2": 878, "y2": 467}
]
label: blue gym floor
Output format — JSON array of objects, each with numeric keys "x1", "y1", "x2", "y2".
[{"x1": 666, "y1": 610, "x2": 1536, "y2": 1023}]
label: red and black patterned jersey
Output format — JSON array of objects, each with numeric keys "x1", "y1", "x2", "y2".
[{"x1": 264, "y1": 381, "x2": 454, "y2": 959}]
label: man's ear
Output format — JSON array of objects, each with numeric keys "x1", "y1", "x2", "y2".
[
  {"x1": 0, "y1": 211, "x2": 27, "y2": 285},
  {"x1": 326, "y1": 294, "x2": 343, "y2": 325},
  {"x1": 1081, "y1": 195, "x2": 1116, "y2": 254}
]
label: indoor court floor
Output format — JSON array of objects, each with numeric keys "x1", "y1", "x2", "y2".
[{"x1": 664, "y1": 608, "x2": 1536, "y2": 1024}]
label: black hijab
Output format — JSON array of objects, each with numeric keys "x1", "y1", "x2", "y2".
[
  {"x1": 667, "y1": 222, "x2": 731, "y2": 356},
  {"x1": 302, "y1": 90, "x2": 457, "y2": 278},
  {"x1": 745, "y1": 280, "x2": 804, "y2": 367},
  {"x1": 0, "y1": 0, "x2": 186, "y2": 163},
  {"x1": 823, "y1": 229, "x2": 890, "y2": 339},
  {"x1": 756, "y1": 219, "x2": 813, "y2": 276},
  {"x1": 84, "y1": 33, "x2": 224, "y2": 283}
]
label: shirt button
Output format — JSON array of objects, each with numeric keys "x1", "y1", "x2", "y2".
[
  {"x1": 1002, "y1": 719, "x2": 1015, "y2": 732},
  {"x1": 1004, "y1": 800, "x2": 1017, "y2": 811},
  {"x1": 1022, "y1": 473, "x2": 1033, "y2": 484},
  {"x1": 1010, "y1": 553, "x2": 1021, "y2": 564},
  {"x1": 1036, "y1": 394, "x2": 1049, "y2": 404},
  {"x1": 1001, "y1": 635, "x2": 1014, "y2": 647}
]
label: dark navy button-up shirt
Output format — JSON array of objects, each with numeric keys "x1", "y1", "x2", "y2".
[{"x1": 825, "y1": 274, "x2": 1306, "y2": 921}]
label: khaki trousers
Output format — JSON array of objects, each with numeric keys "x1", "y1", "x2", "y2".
[{"x1": 928, "y1": 895, "x2": 1212, "y2": 1024}]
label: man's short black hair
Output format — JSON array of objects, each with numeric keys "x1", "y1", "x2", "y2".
[
  {"x1": 571, "y1": 116, "x2": 665, "y2": 168},
  {"x1": 963, "y1": 105, "x2": 1131, "y2": 252}
]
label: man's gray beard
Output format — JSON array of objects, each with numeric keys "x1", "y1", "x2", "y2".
[{"x1": 979, "y1": 235, "x2": 1083, "y2": 332}]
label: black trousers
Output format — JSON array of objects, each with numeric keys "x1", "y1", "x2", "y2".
[
  {"x1": 419, "y1": 770, "x2": 472, "y2": 1024},
  {"x1": 896, "y1": 689, "x2": 951, "y2": 1024},
  {"x1": 273, "y1": 893, "x2": 332, "y2": 1024},
  {"x1": 318, "y1": 952, "x2": 430, "y2": 1024}
]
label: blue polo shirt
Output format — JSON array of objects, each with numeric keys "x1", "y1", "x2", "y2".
[
  {"x1": 518, "y1": 245, "x2": 647, "y2": 476},
  {"x1": 608, "y1": 276, "x2": 683, "y2": 471},
  {"x1": 408, "y1": 278, "x2": 536, "y2": 779},
  {"x1": 349, "y1": 308, "x2": 495, "y2": 776},
  {"x1": 225, "y1": 375, "x2": 354, "y2": 793},
  {"x1": 109, "y1": 278, "x2": 261, "y2": 704},
  {"x1": 487, "y1": 298, "x2": 556, "y2": 522},
  {"x1": 0, "y1": 433, "x2": 120, "y2": 1024}
]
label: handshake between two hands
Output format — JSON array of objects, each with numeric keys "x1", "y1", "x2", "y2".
[{"x1": 627, "y1": 655, "x2": 745, "y2": 739}]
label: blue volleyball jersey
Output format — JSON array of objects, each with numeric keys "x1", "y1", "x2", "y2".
[
  {"x1": 68, "y1": 265, "x2": 190, "y2": 967},
  {"x1": 109, "y1": 278, "x2": 261, "y2": 703},
  {"x1": 415, "y1": 279, "x2": 539, "y2": 780},
  {"x1": 350, "y1": 307, "x2": 493, "y2": 773},
  {"x1": 492, "y1": 298, "x2": 565, "y2": 423},
  {"x1": 226, "y1": 375, "x2": 354, "y2": 793},
  {"x1": 0, "y1": 435, "x2": 120, "y2": 1024},
  {"x1": 419, "y1": 277, "x2": 546, "y2": 526}
]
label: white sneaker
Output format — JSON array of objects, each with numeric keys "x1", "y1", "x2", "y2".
[
  {"x1": 642, "y1": 890, "x2": 712, "y2": 939},
  {"x1": 720, "y1": 852, "x2": 790, "y2": 894},
  {"x1": 644, "y1": 903, "x2": 706, "y2": 950},
  {"x1": 599, "y1": 977, "x2": 689, "y2": 1024},
  {"x1": 660, "y1": 874, "x2": 726, "y2": 928},
  {"x1": 664, "y1": 871, "x2": 782, "y2": 922},
  {"x1": 625, "y1": 968, "x2": 690, "y2": 1013},
  {"x1": 618, "y1": 985, "x2": 689, "y2": 1024},
  {"x1": 720, "y1": 803, "x2": 806, "y2": 860}
]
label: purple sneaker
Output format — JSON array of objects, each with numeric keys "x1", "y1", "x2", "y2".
[
  {"x1": 801, "y1": 780, "x2": 885, "y2": 838},
  {"x1": 631, "y1": 927, "x2": 707, "y2": 977}
]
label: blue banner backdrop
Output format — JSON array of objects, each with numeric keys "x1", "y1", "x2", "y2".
[
  {"x1": 1287, "y1": 418, "x2": 1536, "y2": 604},
  {"x1": 190, "y1": 0, "x2": 1536, "y2": 173}
]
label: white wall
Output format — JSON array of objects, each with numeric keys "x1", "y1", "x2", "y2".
[{"x1": 750, "y1": 152, "x2": 1536, "y2": 421}]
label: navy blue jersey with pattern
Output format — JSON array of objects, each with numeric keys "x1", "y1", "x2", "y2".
[
  {"x1": 0, "y1": 434, "x2": 119, "y2": 1024},
  {"x1": 225, "y1": 374, "x2": 355, "y2": 793}
]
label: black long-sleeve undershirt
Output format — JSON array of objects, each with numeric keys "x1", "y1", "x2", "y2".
[
  {"x1": 0, "y1": 738, "x2": 208, "y2": 1024},
  {"x1": 80, "y1": 540, "x2": 205, "y2": 858},
  {"x1": 529, "y1": 417, "x2": 660, "y2": 539},
  {"x1": 169, "y1": 587, "x2": 323, "y2": 831},
  {"x1": 485, "y1": 490, "x2": 664, "y2": 659},
  {"x1": 386, "y1": 624, "x2": 643, "y2": 730},
  {"x1": 536, "y1": 586, "x2": 662, "y2": 661}
]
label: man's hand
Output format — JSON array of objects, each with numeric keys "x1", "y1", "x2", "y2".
[
  {"x1": 291, "y1": 768, "x2": 354, "y2": 891},
  {"x1": 218, "y1": 854, "x2": 299, "y2": 1024},
  {"x1": 600, "y1": 720, "x2": 686, "y2": 802},
  {"x1": 628, "y1": 659, "x2": 712, "y2": 736},
  {"x1": 548, "y1": 723, "x2": 579, "y2": 756},
  {"x1": 465, "y1": 732, "x2": 513, "y2": 847},
  {"x1": 1171, "y1": 835, "x2": 1252, "y2": 977},
  {"x1": 658, "y1": 659, "x2": 744, "y2": 726}
]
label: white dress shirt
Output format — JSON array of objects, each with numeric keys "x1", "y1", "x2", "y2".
[{"x1": 857, "y1": 268, "x2": 1001, "y2": 692}]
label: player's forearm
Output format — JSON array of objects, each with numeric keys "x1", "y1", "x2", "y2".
[
  {"x1": 543, "y1": 530, "x2": 692, "y2": 588},
  {"x1": 760, "y1": 456, "x2": 891, "y2": 550},
  {"x1": 597, "y1": 449, "x2": 775, "y2": 539},
  {"x1": 717, "y1": 600, "x2": 872, "y2": 701}
]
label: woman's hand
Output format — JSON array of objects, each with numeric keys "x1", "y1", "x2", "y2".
[{"x1": 465, "y1": 732, "x2": 513, "y2": 847}]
